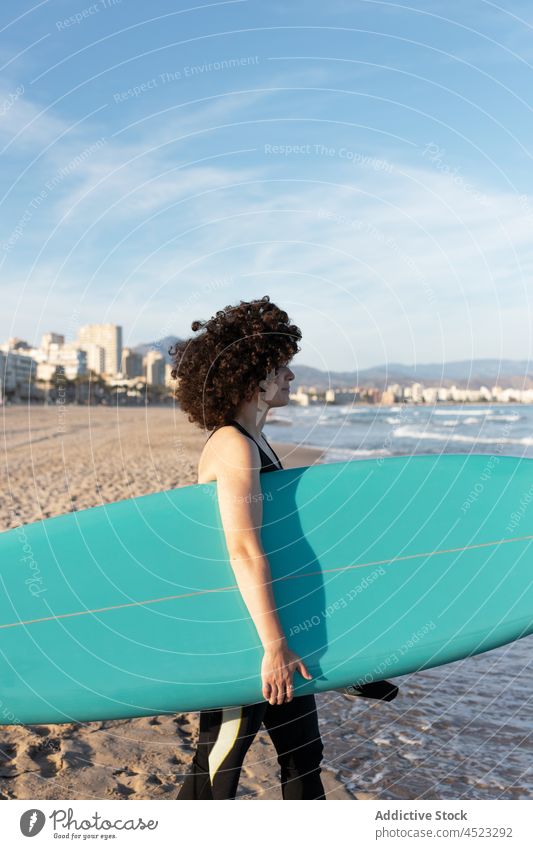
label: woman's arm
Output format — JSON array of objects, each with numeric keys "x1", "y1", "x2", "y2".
[{"x1": 212, "y1": 427, "x2": 312, "y2": 704}]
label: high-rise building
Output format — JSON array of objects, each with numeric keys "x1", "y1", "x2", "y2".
[
  {"x1": 165, "y1": 362, "x2": 178, "y2": 387},
  {"x1": 6, "y1": 337, "x2": 30, "y2": 350},
  {"x1": 77, "y1": 324, "x2": 122, "y2": 376},
  {"x1": 82, "y1": 343, "x2": 106, "y2": 374},
  {"x1": 121, "y1": 347, "x2": 144, "y2": 378},
  {"x1": 47, "y1": 342, "x2": 87, "y2": 379},
  {"x1": 16, "y1": 333, "x2": 87, "y2": 379},
  {"x1": 144, "y1": 350, "x2": 165, "y2": 385},
  {"x1": 0, "y1": 348, "x2": 36, "y2": 398},
  {"x1": 41, "y1": 332, "x2": 65, "y2": 352}
]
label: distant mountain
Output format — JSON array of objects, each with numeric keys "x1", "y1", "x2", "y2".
[
  {"x1": 132, "y1": 336, "x2": 181, "y2": 364},
  {"x1": 291, "y1": 359, "x2": 533, "y2": 390}
]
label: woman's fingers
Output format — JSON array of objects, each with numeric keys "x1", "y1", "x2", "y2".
[
  {"x1": 277, "y1": 672, "x2": 294, "y2": 704},
  {"x1": 281, "y1": 670, "x2": 292, "y2": 704},
  {"x1": 262, "y1": 652, "x2": 313, "y2": 706},
  {"x1": 297, "y1": 660, "x2": 313, "y2": 680}
]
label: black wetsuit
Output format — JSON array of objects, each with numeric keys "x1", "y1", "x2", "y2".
[{"x1": 177, "y1": 419, "x2": 326, "y2": 800}]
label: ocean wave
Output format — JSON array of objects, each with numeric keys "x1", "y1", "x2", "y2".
[
  {"x1": 393, "y1": 425, "x2": 533, "y2": 446},
  {"x1": 325, "y1": 407, "x2": 359, "y2": 417},
  {"x1": 333, "y1": 405, "x2": 405, "y2": 417},
  {"x1": 323, "y1": 446, "x2": 392, "y2": 461},
  {"x1": 427, "y1": 415, "x2": 483, "y2": 426},
  {"x1": 486, "y1": 414, "x2": 521, "y2": 422},
  {"x1": 432, "y1": 408, "x2": 491, "y2": 417},
  {"x1": 317, "y1": 415, "x2": 371, "y2": 426},
  {"x1": 265, "y1": 416, "x2": 292, "y2": 425},
  {"x1": 408, "y1": 414, "x2": 482, "y2": 427}
]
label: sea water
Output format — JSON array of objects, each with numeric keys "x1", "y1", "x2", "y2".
[{"x1": 264, "y1": 403, "x2": 533, "y2": 800}]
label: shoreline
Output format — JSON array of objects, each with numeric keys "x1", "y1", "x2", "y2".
[{"x1": 267, "y1": 439, "x2": 325, "y2": 469}]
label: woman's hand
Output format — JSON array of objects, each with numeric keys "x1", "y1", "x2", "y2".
[{"x1": 261, "y1": 640, "x2": 313, "y2": 705}]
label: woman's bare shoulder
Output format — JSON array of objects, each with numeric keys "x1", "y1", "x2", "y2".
[
  {"x1": 206, "y1": 424, "x2": 245, "y2": 448},
  {"x1": 198, "y1": 425, "x2": 257, "y2": 483}
]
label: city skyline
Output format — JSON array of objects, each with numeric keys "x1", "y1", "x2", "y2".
[
  {"x1": 2, "y1": 322, "x2": 532, "y2": 401},
  {"x1": 3, "y1": 325, "x2": 532, "y2": 378}
]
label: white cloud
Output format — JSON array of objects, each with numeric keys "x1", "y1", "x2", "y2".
[
  {"x1": 0, "y1": 85, "x2": 70, "y2": 151},
  {"x1": 3, "y1": 83, "x2": 533, "y2": 366}
]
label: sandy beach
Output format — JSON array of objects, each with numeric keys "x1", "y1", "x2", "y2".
[{"x1": 0, "y1": 405, "x2": 355, "y2": 800}]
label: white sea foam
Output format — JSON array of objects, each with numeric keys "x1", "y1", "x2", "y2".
[
  {"x1": 438, "y1": 417, "x2": 483, "y2": 426},
  {"x1": 486, "y1": 413, "x2": 521, "y2": 422},
  {"x1": 432, "y1": 408, "x2": 491, "y2": 416},
  {"x1": 265, "y1": 415, "x2": 292, "y2": 425},
  {"x1": 324, "y1": 446, "x2": 392, "y2": 461},
  {"x1": 334, "y1": 404, "x2": 370, "y2": 413},
  {"x1": 393, "y1": 425, "x2": 533, "y2": 446}
]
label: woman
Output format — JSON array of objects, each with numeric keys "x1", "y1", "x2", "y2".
[{"x1": 169, "y1": 295, "x2": 326, "y2": 800}]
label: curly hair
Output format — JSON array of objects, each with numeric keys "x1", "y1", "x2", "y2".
[{"x1": 168, "y1": 295, "x2": 301, "y2": 430}]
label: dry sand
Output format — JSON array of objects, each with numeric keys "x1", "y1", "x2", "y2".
[{"x1": 0, "y1": 405, "x2": 356, "y2": 800}]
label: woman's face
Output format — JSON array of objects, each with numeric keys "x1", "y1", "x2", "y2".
[{"x1": 259, "y1": 364, "x2": 295, "y2": 408}]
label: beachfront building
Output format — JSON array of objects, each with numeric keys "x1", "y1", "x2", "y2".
[
  {"x1": 121, "y1": 347, "x2": 144, "y2": 378},
  {"x1": 380, "y1": 389, "x2": 396, "y2": 405},
  {"x1": 77, "y1": 323, "x2": 122, "y2": 377},
  {"x1": 382, "y1": 383, "x2": 404, "y2": 404},
  {"x1": 2, "y1": 333, "x2": 87, "y2": 381},
  {"x1": 422, "y1": 387, "x2": 439, "y2": 404},
  {"x1": 144, "y1": 350, "x2": 166, "y2": 385},
  {"x1": 40, "y1": 337, "x2": 87, "y2": 380},
  {"x1": 449, "y1": 385, "x2": 488, "y2": 402},
  {"x1": 497, "y1": 387, "x2": 533, "y2": 403},
  {"x1": 81, "y1": 342, "x2": 106, "y2": 375},
  {"x1": 41, "y1": 332, "x2": 65, "y2": 352},
  {"x1": 0, "y1": 351, "x2": 7, "y2": 401},
  {"x1": 1, "y1": 340, "x2": 42, "y2": 365},
  {"x1": 165, "y1": 363, "x2": 178, "y2": 387},
  {"x1": 325, "y1": 388, "x2": 361, "y2": 405},
  {"x1": 48, "y1": 344, "x2": 87, "y2": 379},
  {"x1": 0, "y1": 346, "x2": 37, "y2": 399},
  {"x1": 387, "y1": 383, "x2": 403, "y2": 402},
  {"x1": 408, "y1": 382, "x2": 424, "y2": 403},
  {"x1": 381, "y1": 382, "x2": 533, "y2": 405},
  {"x1": 290, "y1": 387, "x2": 310, "y2": 406}
]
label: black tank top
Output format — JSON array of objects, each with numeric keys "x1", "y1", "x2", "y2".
[{"x1": 206, "y1": 419, "x2": 284, "y2": 473}]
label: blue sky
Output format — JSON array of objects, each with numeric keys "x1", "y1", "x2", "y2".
[{"x1": 1, "y1": 0, "x2": 532, "y2": 370}]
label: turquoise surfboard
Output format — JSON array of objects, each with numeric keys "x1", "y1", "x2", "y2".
[{"x1": 0, "y1": 453, "x2": 532, "y2": 725}]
